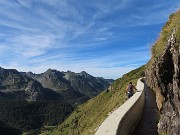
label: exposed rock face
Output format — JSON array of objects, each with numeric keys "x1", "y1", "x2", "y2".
[
  {"x1": 0, "y1": 67, "x2": 62, "y2": 101},
  {"x1": 27, "y1": 69, "x2": 114, "y2": 104},
  {"x1": 145, "y1": 26, "x2": 180, "y2": 134},
  {"x1": 0, "y1": 67, "x2": 113, "y2": 105},
  {"x1": 25, "y1": 80, "x2": 62, "y2": 101}
]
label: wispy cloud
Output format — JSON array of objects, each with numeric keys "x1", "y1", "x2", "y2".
[
  {"x1": 11, "y1": 34, "x2": 56, "y2": 57},
  {"x1": 0, "y1": 0, "x2": 179, "y2": 79}
]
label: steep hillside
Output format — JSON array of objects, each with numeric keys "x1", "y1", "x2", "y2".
[
  {"x1": 0, "y1": 67, "x2": 62, "y2": 101},
  {"x1": 0, "y1": 67, "x2": 114, "y2": 134},
  {"x1": 145, "y1": 11, "x2": 180, "y2": 135},
  {"x1": 26, "y1": 69, "x2": 113, "y2": 105},
  {"x1": 26, "y1": 69, "x2": 89, "y2": 105},
  {"x1": 0, "y1": 101, "x2": 73, "y2": 134},
  {"x1": 42, "y1": 66, "x2": 144, "y2": 135},
  {"x1": 0, "y1": 67, "x2": 112, "y2": 105}
]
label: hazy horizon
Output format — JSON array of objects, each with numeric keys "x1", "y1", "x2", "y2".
[{"x1": 0, "y1": 0, "x2": 179, "y2": 79}]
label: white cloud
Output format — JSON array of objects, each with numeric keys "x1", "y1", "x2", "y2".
[
  {"x1": 93, "y1": 0, "x2": 129, "y2": 19},
  {"x1": 0, "y1": 0, "x2": 179, "y2": 79},
  {"x1": 13, "y1": 34, "x2": 54, "y2": 47},
  {"x1": 11, "y1": 34, "x2": 56, "y2": 57},
  {"x1": 17, "y1": 0, "x2": 32, "y2": 8}
]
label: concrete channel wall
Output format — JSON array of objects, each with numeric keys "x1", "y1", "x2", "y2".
[{"x1": 95, "y1": 78, "x2": 145, "y2": 135}]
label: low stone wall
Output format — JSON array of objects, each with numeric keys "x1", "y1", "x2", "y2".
[{"x1": 95, "y1": 78, "x2": 145, "y2": 135}]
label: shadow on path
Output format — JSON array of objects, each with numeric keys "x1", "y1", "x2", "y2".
[{"x1": 132, "y1": 84, "x2": 159, "y2": 135}]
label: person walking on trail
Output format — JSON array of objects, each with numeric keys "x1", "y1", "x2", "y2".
[{"x1": 126, "y1": 82, "x2": 137, "y2": 99}]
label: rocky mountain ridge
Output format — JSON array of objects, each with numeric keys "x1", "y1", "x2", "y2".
[
  {"x1": 0, "y1": 67, "x2": 114, "y2": 105},
  {"x1": 145, "y1": 11, "x2": 180, "y2": 135},
  {"x1": 0, "y1": 67, "x2": 62, "y2": 101},
  {"x1": 25, "y1": 69, "x2": 113, "y2": 105}
]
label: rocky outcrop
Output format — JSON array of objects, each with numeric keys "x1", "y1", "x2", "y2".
[
  {"x1": 25, "y1": 80, "x2": 62, "y2": 101},
  {"x1": 145, "y1": 11, "x2": 180, "y2": 135},
  {"x1": 0, "y1": 67, "x2": 113, "y2": 105},
  {"x1": 0, "y1": 67, "x2": 62, "y2": 101},
  {"x1": 26, "y1": 69, "x2": 114, "y2": 104}
]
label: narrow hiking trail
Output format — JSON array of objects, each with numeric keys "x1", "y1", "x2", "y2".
[{"x1": 132, "y1": 83, "x2": 158, "y2": 135}]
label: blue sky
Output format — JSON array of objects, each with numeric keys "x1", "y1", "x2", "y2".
[{"x1": 0, "y1": 0, "x2": 179, "y2": 79}]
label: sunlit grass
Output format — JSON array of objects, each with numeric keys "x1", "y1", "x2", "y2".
[
  {"x1": 40, "y1": 66, "x2": 144, "y2": 135},
  {"x1": 151, "y1": 11, "x2": 180, "y2": 58}
]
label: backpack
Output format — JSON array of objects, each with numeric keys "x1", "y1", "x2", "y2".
[{"x1": 128, "y1": 84, "x2": 133, "y2": 93}]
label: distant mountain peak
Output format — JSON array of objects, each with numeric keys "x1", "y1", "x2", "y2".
[
  {"x1": 26, "y1": 71, "x2": 34, "y2": 75},
  {"x1": 80, "y1": 71, "x2": 87, "y2": 74},
  {"x1": 43, "y1": 69, "x2": 65, "y2": 79},
  {"x1": 46, "y1": 68, "x2": 57, "y2": 73},
  {"x1": 79, "y1": 71, "x2": 92, "y2": 78},
  {"x1": 0, "y1": 66, "x2": 114, "y2": 105}
]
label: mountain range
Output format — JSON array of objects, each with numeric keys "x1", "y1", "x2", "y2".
[
  {"x1": 1, "y1": 10, "x2": 179, "y2": 135},
  {"x1": 0, "y1": 67, "x2": 113, "y2": 134},
  {"x1": 0, "y1": 67, "x2": 114, "y2": 105},
  {"x1": 43, "y1": 11, "x2": 180, "y2": 135}
]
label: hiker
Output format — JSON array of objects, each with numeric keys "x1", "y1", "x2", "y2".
[{"x1": 126, "y1": 82, "x2": 137, "y2": 98}]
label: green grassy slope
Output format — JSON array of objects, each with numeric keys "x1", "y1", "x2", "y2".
[
  {"x1": 151, "y1": 10, "x2": 180, "y2": 58},
  {"x1": 41, "y1": 65, "x2": 144, "y2": 135},
  {"x1": 41, "y1": 10, "x2": 180, "y2": 135}
]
